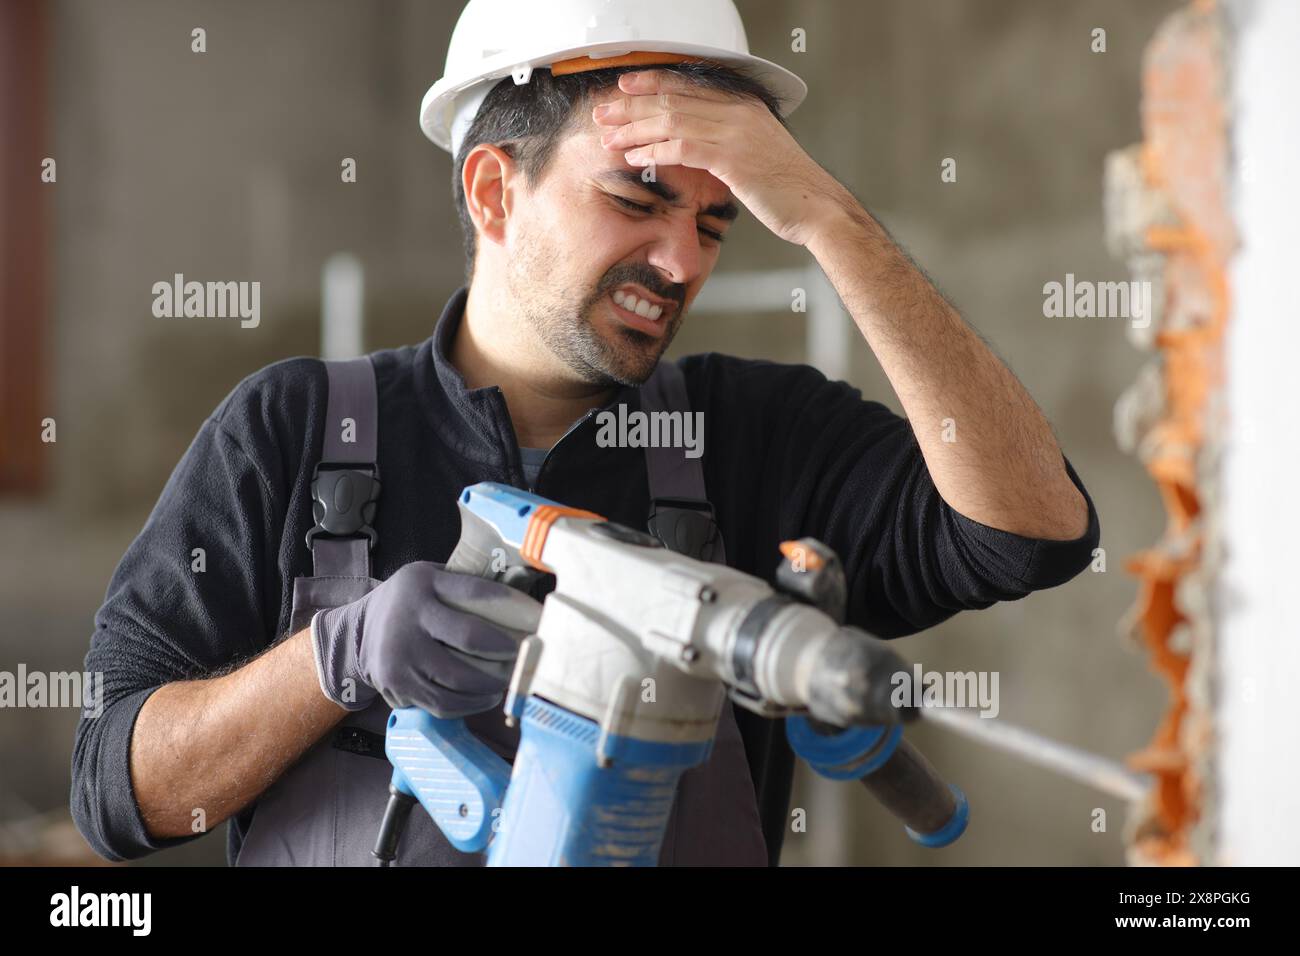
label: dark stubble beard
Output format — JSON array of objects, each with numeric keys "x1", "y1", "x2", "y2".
[{"x1": 506, "y1": 234, "x2": 687, "y2": 388}]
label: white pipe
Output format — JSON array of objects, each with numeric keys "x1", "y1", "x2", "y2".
[
  {"x1": 692, "y1": 266, "x2": 851, "y2": 380},
  {"x1": 807, "y1": 267, "x2": 851, "y2": 381},
  {"x1": 321, "y1": 253, "x2": 365, "y2": 359}
]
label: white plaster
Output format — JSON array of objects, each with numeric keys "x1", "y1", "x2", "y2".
[{"x1": 1219, "y1": 0, "x2": 1300, "y2": 867}]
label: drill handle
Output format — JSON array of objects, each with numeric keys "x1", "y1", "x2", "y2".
[
  {"x1": 786, "y1": 716, "x2": 968, "y2": 849},
  {"x1": 858, "y1": 737, "x2": 969, "y2": 848},
  {"x1": 379, "y1": 484, "x2": 560, "y2": 861},
  {"x1": 383, "y1": 707, "x2": 512, "y2": 855}
]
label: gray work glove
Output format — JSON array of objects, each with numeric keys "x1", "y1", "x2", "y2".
[{"x1": 311, "y1": 561, "x2": 542, "y2": 717}]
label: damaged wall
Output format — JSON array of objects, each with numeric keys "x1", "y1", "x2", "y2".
[
  {"x1": 1106, "y1": 0, "x2": 1233, "y2": 868},
  {"x1": 1107, "y1": 0, "x2": 1299, "y2": 867}
]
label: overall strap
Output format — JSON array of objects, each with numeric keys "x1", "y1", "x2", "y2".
[
  {"x1": 641, "y1": 360, "x2": 792, "y2": 868},
  {"x1": 640, "y1": 359, "x2": 726, "y2": 565},
  {"x1": 305, "y1": 357, "x2": 381, "y2": 578}
]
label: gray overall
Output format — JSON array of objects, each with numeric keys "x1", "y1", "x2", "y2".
[{"x1": 235, "y1": 357, "x2": 769, "y2": 866}]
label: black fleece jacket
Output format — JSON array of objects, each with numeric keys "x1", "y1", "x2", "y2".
[{"x1": 72, "y1": 287, "x2": 1100, "y2": 863}]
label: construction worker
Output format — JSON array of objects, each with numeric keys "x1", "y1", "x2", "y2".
[{"x1": 72, "y1": 0, "x2": 1099, "y2": 866}]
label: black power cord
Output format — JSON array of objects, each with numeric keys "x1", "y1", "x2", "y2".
[{"x1": 373, "y1": 784, "x2": 418, "y2": 866}]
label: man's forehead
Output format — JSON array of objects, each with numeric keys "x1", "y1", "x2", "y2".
[
  {"x1": 556, "y1": 126, "x2": 736, "y2": 215},
  {"x1": 594, "y1": 168, "x2": 739, "y2": 222},
  {"x1": 553, "y1": 140, "x2": 738, "y2": 223}
]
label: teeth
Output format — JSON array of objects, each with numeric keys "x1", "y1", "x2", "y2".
[{"x1": 612, "y1": 289, "x2": 664, "y2": 321}]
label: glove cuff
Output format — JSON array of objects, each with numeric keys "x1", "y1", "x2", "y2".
[{"x1": 311, "y1": 605, "x2": 376, "y2": 712}]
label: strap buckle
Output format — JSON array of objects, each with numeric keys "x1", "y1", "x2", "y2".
[
  {"x1": 647, "y1": 496, "x2": 725, "y2": 563},
  {"x1": 305, "y1": 463, "x2": 381, "y2": 552}
]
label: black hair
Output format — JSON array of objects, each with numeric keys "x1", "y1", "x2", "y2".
[{"x1": 451, "y1": 61, "x2": 786, "y2": 283}]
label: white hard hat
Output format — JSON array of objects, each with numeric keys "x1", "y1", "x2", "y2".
[{"x1": 421, "y1": 0, "x2": 808, "y2": 156}]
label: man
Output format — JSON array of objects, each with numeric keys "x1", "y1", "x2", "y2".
[{"x1": 73, "y1": 0, "x2": 1098, "y2": 866}]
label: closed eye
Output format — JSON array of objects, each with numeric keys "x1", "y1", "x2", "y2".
[
  {"x1": 611, "y1": 195, "x2": 725, "y2": 244},
  {"x1": 613, "y1": 194, "x2": 654, "y2": 215}
]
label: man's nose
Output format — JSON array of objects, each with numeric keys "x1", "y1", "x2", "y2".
[{"x1": 646, "y1": 217, "x2": 703, "y2": 287}]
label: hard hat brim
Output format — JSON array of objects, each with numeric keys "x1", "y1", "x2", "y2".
[{"x1": 420, "y1": 39, "x2": 808, "y2": 153}]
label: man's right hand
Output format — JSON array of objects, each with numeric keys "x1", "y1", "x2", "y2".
[{"x1": 311, "y1": 562, "x2": 543, "y2": 717}]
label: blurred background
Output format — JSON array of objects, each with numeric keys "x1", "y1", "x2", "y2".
[{"x1": 0, "y1": 0, "x2": 1187, "y2": 865}]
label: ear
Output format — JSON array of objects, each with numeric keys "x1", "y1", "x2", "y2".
[{"x1": 462, "y1": 144, "x2": 517, "y2": 250}]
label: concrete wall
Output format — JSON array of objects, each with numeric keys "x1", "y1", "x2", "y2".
[{"x1": 0, "y1": 0, "x2": 1181, "y2": 865}]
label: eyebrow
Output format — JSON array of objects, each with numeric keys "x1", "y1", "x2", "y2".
[{"x1": 597, "y1": 169, "x2": 739, "y2": 222}]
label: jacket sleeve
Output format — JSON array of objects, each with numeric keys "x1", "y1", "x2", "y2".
[
  {"x1": 692, "y1": 354, "x2": 1101, "y2": 639},
  {"x1": 71, "y1": 408, "x2": 282, "y2": 861}
]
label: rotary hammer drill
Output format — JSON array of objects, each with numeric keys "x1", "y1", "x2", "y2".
[{"x1": 372, "y1": 482, "x2": 967, "y2": 865}]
